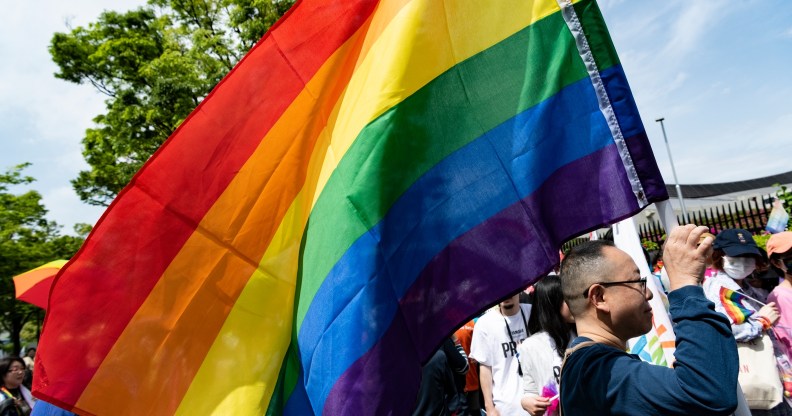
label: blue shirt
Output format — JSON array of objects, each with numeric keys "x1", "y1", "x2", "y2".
[{"x1": 560, "y1": 285, "x2": 738, "y2": 415}]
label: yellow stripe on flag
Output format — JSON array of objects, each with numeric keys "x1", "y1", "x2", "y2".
[
  {"x1": 178, "y1": 0, "x2": 577, "y2": 413},
  {"x1": 75, "y1": 0, "x2": 577, "y2": 414},
  {"x1": 310, "y1": 0, "x2": 569, "y2": 207}
]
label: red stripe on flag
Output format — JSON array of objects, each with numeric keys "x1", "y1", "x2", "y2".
[{"x1": 34, "y1": 0, "x2": 380, "y2": 407}]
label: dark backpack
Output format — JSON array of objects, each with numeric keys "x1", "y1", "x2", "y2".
[{"x1": 0, "y1": 396, "x2": 19, "y2": 416}]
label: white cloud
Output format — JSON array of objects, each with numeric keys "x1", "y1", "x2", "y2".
[
  {"x1": 597, "y1": 0, "x2": 627, "y2": 12},
  {"x1": 602, "y1": 2, "x2": 728, "y2": 118},
  {"x1": 42, "y1": 185, "x2": 106, "y2": 232},
  {"x1": 0, "y1": 1, "x2": 144, "y2": 228},
  {"x1": 663, "y1": 111, "x2": 792, "y2": 184},
  {"x1": 657, "y1": 2, "x2": 722, "y2": 64},
  {"x1": 602, "y1": 0, "x2": 792, "y2": 187},
  {"x1": 55, "y1": 149, "x2": 90, "y2": 171}
]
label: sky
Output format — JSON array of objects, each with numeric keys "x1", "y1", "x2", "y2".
[{"x1": 1, "y1": 0, "x2": 791, "y2": 233}]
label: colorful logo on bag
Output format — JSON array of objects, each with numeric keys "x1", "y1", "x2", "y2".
[{"x1": 720, "y1": 287, "x2": 755, "y2": 324}]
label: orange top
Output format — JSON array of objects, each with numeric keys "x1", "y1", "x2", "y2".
[{"x1": 454, "y1": 319, "x2": 480, "y2": 391}]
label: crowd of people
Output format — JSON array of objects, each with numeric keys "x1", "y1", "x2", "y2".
[
  {"x1": 5, "y1": 227, "x2": 792, "y2": 416},
  {"x1": 415, "y1": 226, "x2": 792, "y2": 416}
]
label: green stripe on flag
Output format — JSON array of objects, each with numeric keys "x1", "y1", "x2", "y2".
[{"x1": 295, "y1": 0, "x2": 618, "y2": 329}]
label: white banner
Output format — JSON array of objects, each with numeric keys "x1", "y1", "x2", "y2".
[{"x1": 613, "y1": 216, "x2": 677, "y2": 367}]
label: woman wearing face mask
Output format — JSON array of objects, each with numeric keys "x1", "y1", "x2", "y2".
[
  {"x1": 703, "y1": 228, "x2": 779, "y2": 342},
  {"x1": 767, "y1": 232, "x2": 792, "y2": 354}
]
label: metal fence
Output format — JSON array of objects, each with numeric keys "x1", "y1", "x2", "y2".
[
  {"x1": 560, "y1": 194, "x2": 777, "y2": 253},
  {"x1": 638, "y1": 194, "x2": 776, "y2": 246},
  {"x1": 561, "y1": 233, "x2": 605, "y2": 253}
]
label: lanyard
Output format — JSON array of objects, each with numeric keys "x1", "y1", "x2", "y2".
[
  {"x1": 502, "y1": 305, "x2": 529, "y2": 376},
  {"x1": 0, "y1": 386, "x2": 21, "y2": 410},
  {"x1": 0, "y1": 387, "x2": 15, "y2": 400}
]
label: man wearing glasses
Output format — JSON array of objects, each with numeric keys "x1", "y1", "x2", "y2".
[{"x1": 558, "y1": 225, "x2": 738, "y2": 415}]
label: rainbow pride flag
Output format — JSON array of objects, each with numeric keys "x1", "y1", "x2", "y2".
[
  {"x1": 34, "y1": 0, "x2": 668, "y2": 414},
  {"x1": 720, "y1": 286, "x2": 755, "y2": 324}
]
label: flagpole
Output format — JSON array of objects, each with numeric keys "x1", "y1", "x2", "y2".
[
  {"x1": 656, "y1": 118, "x2": 689, "y2": 223},
  {"x1": 737, "y1": 290, "x2": 767, "y2": 307}
]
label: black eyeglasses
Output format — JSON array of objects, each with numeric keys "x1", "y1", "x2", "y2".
[{"x1": 583, "y1": 277, "x2": 647, "y2": 298}]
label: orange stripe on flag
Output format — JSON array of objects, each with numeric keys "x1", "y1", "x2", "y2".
[
  {"x1": 13, "y1": 264, "x2": 65, "y2": 295},
  {"x1": 72, "y1": 6, "x2": 407, "y2": 413},
  {"x1": 33, "y1": 2, "x2": 383, "y2": 410}
]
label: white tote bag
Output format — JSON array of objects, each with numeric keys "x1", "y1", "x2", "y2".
[{"x1": 738, "y1": 334, "x2": 783, "y2": 410}]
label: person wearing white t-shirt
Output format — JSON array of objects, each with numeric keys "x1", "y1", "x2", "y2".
[
  {"x1": 470, "y1": 293, "x2": 532, "y2": 416},
  {"x1": 517, "y1": 275, "x2": 575, "y2": 416}
]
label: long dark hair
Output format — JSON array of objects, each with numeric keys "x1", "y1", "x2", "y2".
[{"x1": 527, "y1": 275, "x2": 574, "y2": 358}]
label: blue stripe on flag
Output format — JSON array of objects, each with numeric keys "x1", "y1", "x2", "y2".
[{"x1": 296, "y1": 65, "x2": 643, "y2": 409}]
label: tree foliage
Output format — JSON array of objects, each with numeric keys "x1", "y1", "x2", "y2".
[
  {"x1": 50, "y1": 0, "x2": 295, "y2": 206},
  {"x1": 0, "y1": 164, "x2": 85, "y2": 354},
  {"x1": 774, "y1": 183, "x2": 792, "y2": 230}
]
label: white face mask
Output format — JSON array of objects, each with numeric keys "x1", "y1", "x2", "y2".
[{"x1": 723, "y1": 256, "x2": 757, "y2": 280}]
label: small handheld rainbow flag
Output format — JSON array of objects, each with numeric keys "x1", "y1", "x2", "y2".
[
  {"x1": 542, "y1": 381, "x2": 560, "y2": 416},
  {"x1": 720, "y1": 287, "x2": 755, "y2": 324}
]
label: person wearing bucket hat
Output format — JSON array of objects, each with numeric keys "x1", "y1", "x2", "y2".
[
  {"x1": 767, "y1": 232, "x2": 792, "y2": 354},
  {"x1": 703, "y1": 228, "x2": 779, "y2": 342},
  {"x1": 767, "y1": 232, "x2": 792, "y2": 278}
]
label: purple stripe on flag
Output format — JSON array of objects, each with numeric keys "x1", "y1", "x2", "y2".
[
  {"x1": 625, "y1": 131, "x2": 667, "y2": 200},
  {"x1": 598, "y1": 68, "x2": 668, "y2": 201},
  {"x1": 323, "y1": 138, "x2": 657, "y2": 414}
]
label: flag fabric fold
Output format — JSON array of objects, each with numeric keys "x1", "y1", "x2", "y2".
[{"x1": 34, "y1": 0, "x2": 668, "y2": 414}]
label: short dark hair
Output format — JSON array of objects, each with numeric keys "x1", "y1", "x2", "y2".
[{"x1": 560, "y1": 240, "x2": 615, "y2": 315}]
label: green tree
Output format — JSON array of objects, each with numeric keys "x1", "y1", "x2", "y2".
[
  {"x1": 49, "y1": 0, "x2": 295, "y2": 206},
  {"x1": 0, "y1": 164, "x2": 84, "y2": 355}
]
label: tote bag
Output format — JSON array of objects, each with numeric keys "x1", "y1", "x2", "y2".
[{"x1": 738, "y1": 334, "x2": 783, "y2": 410}]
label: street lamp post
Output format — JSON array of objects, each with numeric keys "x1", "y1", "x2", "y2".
[{"x1": 656, "y1": 117, "x2": 689, "y2": 223}]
